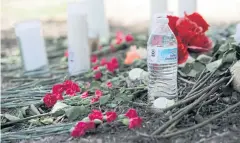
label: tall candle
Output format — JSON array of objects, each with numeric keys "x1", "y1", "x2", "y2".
[
  {"x1": 67, "y1": 1, "x2": 90, "y2": 76},
  {"x1": 15, "y1": 20, "x2": 49, "y2": 75},
  {"x1": 87, "y1": 0, "x2": 109, "y2": 40}
]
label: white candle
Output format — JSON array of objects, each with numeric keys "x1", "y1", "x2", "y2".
[
  {"x1": 87, "y1": 0, "x2": 110, "y2": 40},
  {"x1": 178, "y1": 0, "x2": 197, "y2": 17},
  {"x1": 149, "y1": 0, "x2": 168, "y2": 34},
  {"x1": 67, "y1": 1, "x2": 90, "y2": 76},
  {"x1": 15, "y1": 20, "x2": 49, "y2": 74}
]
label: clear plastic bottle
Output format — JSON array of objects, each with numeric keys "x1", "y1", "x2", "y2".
[{"x1": 147, "y1": 13, "x2": 178, "y2": 101}]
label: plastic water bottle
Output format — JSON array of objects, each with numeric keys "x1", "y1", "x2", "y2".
[{"x1": 147, "y1": 14, "x2": 178, "y2": 102}]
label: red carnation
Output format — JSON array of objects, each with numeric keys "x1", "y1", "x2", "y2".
[
  {"x1": 43, "y1": 93, "x2": 57, "y2": 108},
  {"x1": 52, "y1": 84, "x2": 65, "y2": 94},
  {"x1": 94, "y1": 71, "x2": 102, "y2": 80},
  {"x1": 106, "y1": 81, "x2": 113, "y2": 88},
  {"x1": 125, "y1": 108, "x2": 138, "y2": 119},
  {"x1": 54, "y1": 93, "x2": 64, "y2": 100},
  {"x1": 92, "y1": 65, "x2": 99, "y2": 71},
  {"x1": 91, "y1": 55, "x2": 98, "y2": 63},
  {"x1": 129, "y1": 117, "x2": 143, "y2": 129},
  {"x1": 88, "y1": 110, "x2": 103, "y2": 121},
  {"x1": 95, "y1": 89, "x2": 103, "y2": 97},
  {"x1": 106, "y1": 62, "x2": 115, "y2": 73},
  {"x1": 71, "y1": 121, "x2": 87, "y2": 137},
  {"x1": 116, "y1": 31, "x2": 124, "y2": 45},
  {"x1": 86, "y1": 121, "x2": 95, "y2": 129},
  {"x1": 90, "y1": 96, "x2": 100, "y2": 104},
  {"x1": 100, "y1": 58, "x2": 108, "y2": 66},
  {"x1": 81, "y1": 91, "x2": 89, "y2": 98},
  {"x1": 111, "y1": 57, "x2": 119, "y2": 69},
  {"x1": 64, "y1": 80, "x2": 81, "y2": 96},
  {"x1": 125, "y1": 34, "x2": 134, "y2": 43},
  {"x1": 105, "y1": 111, "x2": 117, "y2": 123}
]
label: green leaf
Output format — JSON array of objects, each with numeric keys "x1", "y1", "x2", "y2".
[
  {"x1": 29, "y1": 119, "x2": 42, "y2": 125},
  {"x1": 218, "y1": 43, "x2": 231, "y2": 53},
  {"x1": 51, "y1": 101, "x2": 68, "y2": 117},
  {"x1": 65, "y1": 106, "x2": 89, "y2": 121},
  {"x1": 40, "y1": 117, "x2": 54, "y2": 125},
  {"x1": 196, "y1": 54, "x2": 212, "y2": 64},
  {"x1": 206, "y1": 59, "x2": 222, "y2": 72},
  {"x1": 192, "y1": 61, "x2": 205, "y2": 73},
  {"x1": 106, "y1": 103, "x2": 117, "y2": 108},
  {"x1": 186, "y1": 69, "x2": 198, "y2": 78},
  {"x1": 180, "y1": 63, "x2": 193, "y2": 74},
  {"x1": 100, "y1": 94, "x2": 111, "y2": 105},
  {"x1": 222, "y1": 50, "x2": 237, "y2": 64},
  {"x1": 3, "y1": 114, "x2": 20, "y2": 121},
  {"x1": 89, "y1": 81, "x2": 101, "y2": 90},
  {"x1": 81, "y1": 99, "x2": 90, "y2": 105}
]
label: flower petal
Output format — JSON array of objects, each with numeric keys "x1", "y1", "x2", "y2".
[
  {"x1": 125, "y1": 108, "x2": 138, "y2": 119},
  {"x1": 185, "y1": 12, "x2": 209, "y2": 32}
]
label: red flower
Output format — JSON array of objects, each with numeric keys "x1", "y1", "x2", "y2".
[
  {"x1": 167, "y1": 15, "x2": 179, "y2": 35},
  {"x1": 111, "y1": 57, "x2": 119, "y2": 69},
  {"x1": 54, "y1": 93, "x2": 64, "y2": 100},
  {"x1": 125, "y1": 34, "x2": 134, "y2": 43},
  {"x1": 81, "y1": 91, "x2": 89, "y2": 98},
  {"x1": 106, "y1": 62, "x2": 115, "y2": 73},
  {"x1": 100, "y1": 58, "x2": 108, "y2": 66},
  {"x1": 105, "y1": 111, "x2": 117, "y2": 123},
  {"x1": 90, "y1": 96, "x2": 100, "y2": 104},
  {"x1": 71, "y1": 121, "x2": 87, "y2": 137},
  {"x1": 43, "y1": 93, "x2": 57, "y2": 108},
  {"x1": 176, "y1": 37, "x2": 189, "y2": 64},
  {"x1": 106, "y1": 81, "x2": 113, "y2": 88},
  {"x1": 52, "y1": 84, "x2": 65, "y2": 94},
  {"x1": 116, "y1": 31, "x2": 124, "y2": 45},
  {"x1": 125, "y1": 108, "x2": 138, "y2": 119},
  {"x1": 91, "y1": 55, "x2": 98, "y2": 63},
  {"x1": 71, "y1": 127, "x2": 85, "y2": 137},
  {"x1": 94, "y1": 71, "x2": 102, "y2": 80},
  {"x1": 129, "y1": 117, "x2": 143, "y2": 129},
  {"x1": 92, "y1": 65, "x2": 99, "y2": 71},
  {"x1": 86, "y1": 121, "x2": 95, "y2": 129},
  {"x1": 95, "y1": 89, "x2": 103, "y2": 97},
  {"x1": 176, "y1": 18, "x2": 202, "y2": 44},
  {"x1": 188, "y1": 34, "x2": 213, "y2": 52},
  {"x1": 64, "y1": 50, "x2": 68, "y2": 58},
  {"x1": 88, "y1": 110, "x2": 103, "y2": 121},
  {"x1": 64, "y1": 80, "x2": 81, "y2": 96},
  {"x1": 185, "y1": 12, "x2": 209, "y2": 33}
]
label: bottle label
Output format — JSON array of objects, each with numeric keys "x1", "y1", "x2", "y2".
[{"x1": 148, "y1": 46, "x2": 177, "y2": 64}]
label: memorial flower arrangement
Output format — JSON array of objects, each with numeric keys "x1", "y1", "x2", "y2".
[{"x1": 1, "y1": 10, "x2": 240, "y2": 142}]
